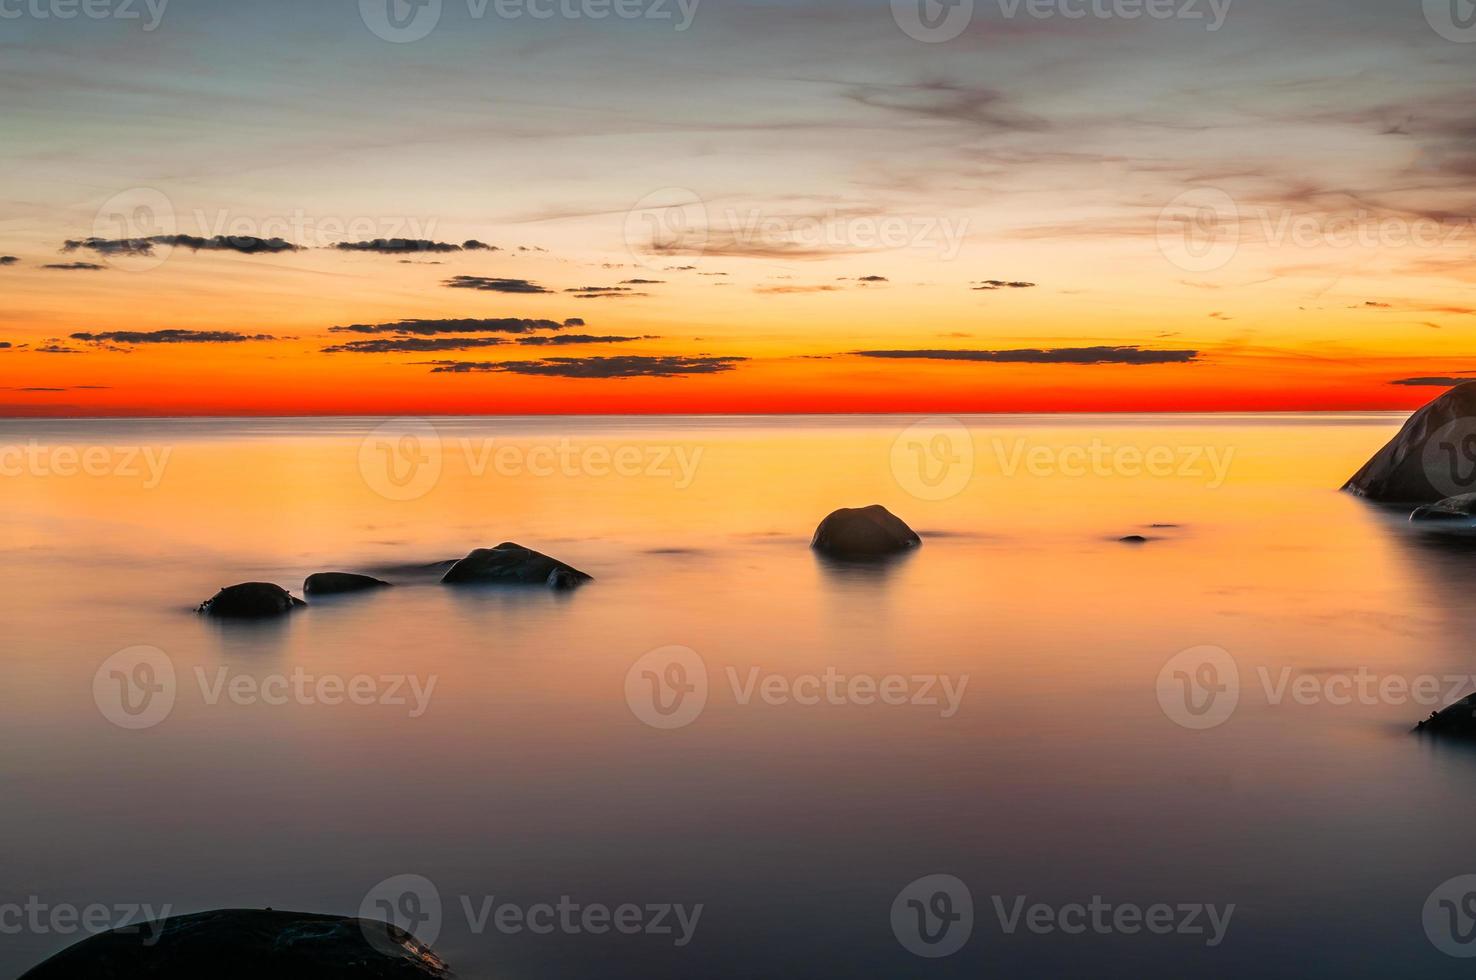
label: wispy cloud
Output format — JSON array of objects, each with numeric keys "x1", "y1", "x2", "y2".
[
  {"x1": 330, "y1": 317, "x2": 579, "y2": 335},
  {"x1": 334, "y1": 239, "x2": 498, "y2": 254},
  {"x1": 443, "y1": 276, "x2": 552, "y2": 294},
  {"x1": 428, "y1": 355, "x2": 747, "y2": 378},
  {"x1": 65, "y1": 235, "x2": 299, "y2": 256},
  {"x1": 854, "y1": 346, "x2": 1199, "y2": 365},
  {"x1": 72, "y1": 329, "x2": 277, "y2": 344}
]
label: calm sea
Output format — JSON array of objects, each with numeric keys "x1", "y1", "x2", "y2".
[{"x1": 4, "y1": 414, "x2": 1475, "y2": 978}]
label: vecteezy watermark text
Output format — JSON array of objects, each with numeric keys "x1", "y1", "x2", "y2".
[
  {"x1": 989, "y1": 437, "x2": 1235, "y2": 488},
  {"x1": 892, "y1": 0, "x2": 1231, "y2": 43},
  {"x1": 359, "y1": 419, "x2": 705, "y2": 502},
  {"x1": 0, "y1": 898, "x2": 171, "y2": 944},
  {"x1": 0, "y1": 0, "x2": 168, "y2": 30},
  {"x1": 1158, "y1": 645, "x2": 1476, "y2": 730},
  {"x1": 360, "y1": 874, "x2": 701, "y2": 951},
  {"x1": 891, "y1": 875, "x2": 1234, "y2": 958},
  {"x1": 94, "y1": 646, "x2": 437, "y2": 730},
  {"x1": 360, "y1": 0, "x2": 699, "y2": 43},
  {"x1": 625, "y1": 646, "x2": 968, "y2": 730},
  {"x1": 0, "y1": 442, "x2": 171, "y2": 488}
]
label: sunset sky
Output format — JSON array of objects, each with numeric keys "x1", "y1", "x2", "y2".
[{"x1": 1, "y1": 0, "x2": 1473, "y2": 415}]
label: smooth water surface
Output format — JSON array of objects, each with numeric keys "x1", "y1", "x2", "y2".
[{"x1": 3, "y1": 414, "x2": 1474, "y2": 978}]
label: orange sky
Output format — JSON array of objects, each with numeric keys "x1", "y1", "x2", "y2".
[{"x1": 2, "y1": 1, "x2": 1472, "y2": 415}]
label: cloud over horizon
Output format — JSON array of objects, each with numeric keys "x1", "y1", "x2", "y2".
[
  {"x1": 854, "y1": 346, "x2": 1199, "y2": 365},
  {"x1": 428, "y1": 355, "x2": 747, "y2": 378},
  {"x1": 444, "y1": 276, "x2": 553, "y2": 294}
]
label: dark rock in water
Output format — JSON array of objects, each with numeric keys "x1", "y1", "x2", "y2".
[
  {"x1": 811, "y1": 505, "x2": 921, "y2": 560},
  {"x1": 442, "y1": 543, "x2": 592, "y2": 589},
  {"x1": 1119, "y1": 535, "x2": 1149, "y2": 544},
  {"x1": 1415, "y1": 693, "x2": 1476, "y2": 737},
  {"x1": 197, "y1": 583, "x2": 305, "y2": 618},
  {"x1": 18, "y1": 908, "x2": 453, "y2": 979},
  {"x1": 305, "y1": 572, "x2": 392, "y2": 595},
  {"x1": 1410, "y1": 493, "x2": 1476, "y2": 523},
  {"x1": 1344, "y1": 382, "x2": 1476, "y2": 503}
]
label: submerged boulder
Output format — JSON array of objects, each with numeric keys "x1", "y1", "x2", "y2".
[
  {"x1": 811, "y1": 505, "x2": 921, "y2": 560},
  {"x1": 1410, "y1": 493, "x2": 1476, "y2": 523},
  {"x1": 1415, "y1": 693, "x2": 1476, "y2": 737},
  {"x1": 1343, "y1": 382, "x2": 1476, "y2": 503},
  {"x1": 19, "y1": 908, "x2": 452, "y2": 979},
  {"x1": 197, "y1": 583, "x2": 305, "y2": 618},
  {"x1": 305, "y1": 572, "x2": 392, "y2": 595},
  {"x1": 442, "y1": 543, "x2": 592, "y2": 589}
]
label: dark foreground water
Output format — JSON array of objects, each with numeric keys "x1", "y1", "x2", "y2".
[{"x1": 4, "y1": 414, "x2": 1476, "y2": 978}]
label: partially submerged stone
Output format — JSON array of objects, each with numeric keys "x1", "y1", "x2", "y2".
[
  {"x1": 811, "y1": 505, "x2": 921, "y2": 560},
  {"x1": 441, "y1": 543, "x2": 592, "y2": 589},
  {"x1": 305, "y1": 572, "x2": 392, "y2": 595},
  {"x1": 197, "y1": 582, "x2": 305, "y2": 618}
]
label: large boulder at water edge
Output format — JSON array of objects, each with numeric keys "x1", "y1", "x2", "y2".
[
  {"x1": 1415, "y1": 693, "x2": 1476, "y2": 738},
  {"x1": 441, "y1": 542, "x2": 592, "y2": 589},
  {"x1": 196, "y1": 583, "x2": 305, "y2": 618},
  {"x1": 1344, "y1": 382, "x2": 1476, "y2": 504},
  {"x1": 811, "y1": 505, "x2": 921, "y2": 560},
  {"x1": 18, "y1": 908, "x2": 454, "y2": 979}
]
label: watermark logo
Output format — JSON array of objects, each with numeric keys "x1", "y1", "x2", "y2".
[
  {"x1": 892, "y1": 0, "x2": 974, "y2": 42},
  {"x1": 360, "y1": 418, "x2": 443, "y2": 501},
  {"x1": 91, "y1": 187, "x2": 177, "y2": 273},
  {"x1": 1156, "y1": 187, "x2": 1240, "y2": 273},
  {"x1": 1425, "y1": 0, "x2": 1476, "y2": 42},
  {"x1": 1422, "y1": 418, "x2": 1476, "y2": 499},
  {"x1": 1157, "y1": 645, "x2": 1239, "y2": 730},
  {"x1": 360, "y1": 0, "x2": 443, "y2": 42},
  {"x1": 93, "y1": 646, "x2": 176, "y2": 730},
  {"x1": 892, "y1": 874, "x2": 973, "y2": 957},
  {"x1": 624, "y1": 187, "x2": 709, "y2": 271},
  {"x1": 1424, "y1": 875, "x2": 1476, "y2": 956},
  {"x1": 891, "y1": 417, "x2": 974, "y2": 501},
  {"x1": 360, "y1": 874, "x2": 443, "y2": 955},
  {"x1": 625, "y1": 646, "x2": 708, "y2": 730}
]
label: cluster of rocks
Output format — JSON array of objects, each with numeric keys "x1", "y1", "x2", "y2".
[
  {"x1": 1343, "y1": 382, "x2": 1476, "y2": 736},
  {"x1": 196, "y1": 510, "x2": 931, "y2": 620},
  {"x1": 195, "y1": 543, "x2": 592, "y2": 619}
]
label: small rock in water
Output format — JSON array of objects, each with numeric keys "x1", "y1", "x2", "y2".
[
  {"x1": 18, "y1": 908, "x2": 452, "y2": 978},
  {"x1": 811, "y1": 505, "x2": 921, "y2": 560},
  {"x1": 1409, "y1": 493, "x2": 1476, "y2": 523},
  {"x1": 442, "y1": 542, "x2": 593, "y2": 589},
  {"x1": 304, "y1": 572, "x2": 392, "y2": 595},
  {"x1": 197, "y1": 582, "x2": 305, "y2": 618},
  {"x1": 1415, "y1": 693, "x2": 1476, "y2": 737},
  {"x1": 1119, "y1": 535, "x2": 1149, "y2": 544}
]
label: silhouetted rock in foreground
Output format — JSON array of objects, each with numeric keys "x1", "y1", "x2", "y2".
[
  {"x1": 1344, "y1": 382, "x2": 1476, "y2": 503},
  {"x1": 1410, "y1": 493, "x2": 1476, "y2": 523},
  {"x1": 19, "y1": 909, "x2": 453, "y2": 979},
  {"x1": 442, "y1": 543, "x2": 592, "y2": 589},
  {"x1": 197, "y1": 583, "x2": 305, "y2": 618},
  {"x1": 811, "y1": 505, "x2": 921, "y2": 560},
  {"x1": 1415, "y1": 693, "x2": 1476, "y2": 737},
  {"x1": 305, "y1": 572, "x2": 392, "y2": 595}
]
